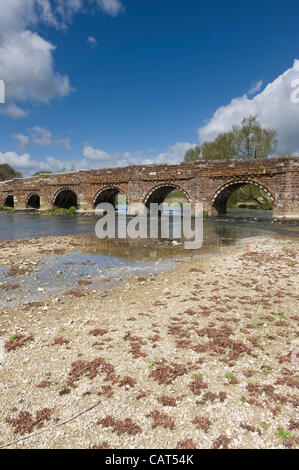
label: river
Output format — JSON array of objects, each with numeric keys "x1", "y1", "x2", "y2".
[
  {"x1": 1, "y1": 209, "x2": 298, "y2": 308},
  {"x1": 0, "y1": 208, "x2": 298, "y2": 243}
]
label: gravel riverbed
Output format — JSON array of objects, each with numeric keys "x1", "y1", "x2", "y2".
[{"x1": 0, "y1": 235, "x2": 298, "y2": 449}]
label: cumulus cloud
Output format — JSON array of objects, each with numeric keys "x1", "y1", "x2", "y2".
[
  {"x1": 12, "y1": 133, "x2": 30, "y2": 149},
  {"x1": 57, "y1": 137, "x2": 72, "y2": 150},
  {"x1": 82, "y1": 142, "x2": 196, "y2": 167},
  {"x1": 0, "y1": 30, "x2": 72, "y2": 118},
  {"x1": 0, "y1": 103, "x2": 28, "y2": 119},
  {"x1": 0, "y1": 0, "x2": 123, "y2": 118},
  {"x1": 0, "y1": 151, "x2": 36, "y2": 170},
  {"x1": 0, "y1": 150, "x2": 75, "y2": 176},
  {"x1": 198, "y1": 60, "x2": 299, "y2": 155},
  {"x1": 9, "y1": 126, "x2": 73, "y2": 150},
  {"x1": 248, "y1": 80, "x2": 263, "y2": 95},
  {"x1": 95, "y1": 0, "x2": 123, "y2": 17},
  {"x1": 82, "y1": 145, "x2": 138, "y2": 167},
  {"x1": 83, "y1": 145, "x2": 115, "y2": 161},
  {"x1": 30, "y1": 126, "x2": 53, "y2": 146},
  {"x1": 27, "y1": 126, "x2": 72, "y2": 149},
  {"x1": 0, "y1": 140, "x2": 196, "y2": 178},
  {"x1": 143, "y1": 142, "x2": 196, "y2": 165}
]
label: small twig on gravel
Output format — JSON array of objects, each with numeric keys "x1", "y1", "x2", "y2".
[{"x1": 0, "y1": 399, "x2": 101, "y2": 449}]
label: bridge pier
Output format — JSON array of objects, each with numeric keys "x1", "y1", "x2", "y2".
[
  {"x1": 127, "y1": 201, "x2": 149, "y2": 216},
  {"x1": 273, "y1": 203, "x2": 299, "y2": 220}
]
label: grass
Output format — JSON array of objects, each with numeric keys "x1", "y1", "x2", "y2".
[
  {"x1": 271, "y1": 312, "x2": 286, "y2": 319},
  {"x1": 148, "y1": 359, "x2": 158, "y2": 369},
  {"x1": 225, "y1": 372, "x2": 235, "y2": 380},
  {"x1": 261, "y1": 422, "x2": 271, "y2": 430},
  {"x1": 0, "y1": 207, "x2": 15, "y2": 212},
  {"x1": 277, "y1": 427, "x2": 291, "y2": 440},
  {"x1": 283, "y1": 247, "x2": 294, "y2": 254},
  {"x1": 41, "y1": 206, "x2": 77, "y2": 215},
  {"x1": 238, "y1": 203, "x2": 258, "y2": 210},
  {"x1": 193, "y1": 372, "x2": 203, "y2": 380}
]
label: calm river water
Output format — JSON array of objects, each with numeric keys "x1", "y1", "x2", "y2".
[
  {"x1": 0, "y1": 209, "x2": 298, "y2": 307},
  {"x1": 0, "y1": 209, "x2": 298, "y2": 243}
]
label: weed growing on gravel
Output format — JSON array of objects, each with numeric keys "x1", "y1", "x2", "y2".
[{"x1": 277, "y1": 427, "x2": 291, "y2": 440}]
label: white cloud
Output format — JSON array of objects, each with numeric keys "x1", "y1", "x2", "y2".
[
  {"x1": 83, "y1": 142, "x2": 196, "y2": 167},
  {"x1": 87, "y1": 36, "x2": 98, "y2": 49},
  {"x1": 83, "y1": 145, "x2": 114, "y2": 161},
  {"x1": 0, "y1": 0, "x2": 123, "y2": 118},
  {"x1": 94, "y1": 0, "x2": 123, "y2": 16},
  {"x1": 0, "y1": 151, "x2": 36, "y2": 170},
  {"x1": 82, "y1": 145, "x2": 137, "y2": 166},
  {"x1": 143, "y1": 142, "x2": 196, "y2": 165},
  {"x1": 0, "y1": 140, "x2": 196, "y2": 178},
  {"x1": 0, "y1": 30, "x2": 72, "y2": 118},
  {"x1": 248, "y1": 80, "x2": 263, "y2": 95},
  {"x1": 0, "y1": 150, "x2": 74, "y2": 176},
  {"x1": 12, "y1": 133, "x2": 30, "y2": 149},
  {"x1": 57, "y1": 137, "x2": 72, "y2": 150},
  {"x1": 198, "y1": 59, "x2": 299, "y2": 154},
  {"x1": 30, "y1": 126, "x2": 52, "y2": 146},
  {"x1": 38, "y1": 155, "x2": 69, "y2": 172},
  {"x1": 28, "y1": 126, "x2": 72, "y2": 149},
  {"x1": 0, "y1": 103, "x2": 28, "y2": 119}
]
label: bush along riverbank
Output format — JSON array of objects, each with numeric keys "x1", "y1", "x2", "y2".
[{"x1": 39, "y1": 206, "x2": 77, "y2": 215}]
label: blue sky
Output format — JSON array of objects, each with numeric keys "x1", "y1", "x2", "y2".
[{"x1": 0, "y1": 0, "x2": 299, "y2": 175}]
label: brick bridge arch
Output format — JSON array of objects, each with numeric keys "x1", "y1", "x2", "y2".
[
  {"x1": 212, "y1": 179, "x2": 275, "y2": 214},
  {"x1": 4, "y1": 194, "x2": 14, "y2": 208},
  {"x1": 0, "y1": 156, "x2": 298, "y2": 219},
  {"x1": 143, "y1": 183, "x2": 192, "y2": 207},
  {"x1": 93, "y1": 186, "x2": 128, "y2": 208},
  {"x1": 53, "y1": 187, "x2": 79, "y2": 209},
  {"x1": 26, "y1": 193, "x2": 40, "y2": 209}
]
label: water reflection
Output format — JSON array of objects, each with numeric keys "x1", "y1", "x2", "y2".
[{"x1": 1, "y1": 208, "x2": 298, "y2": 308}]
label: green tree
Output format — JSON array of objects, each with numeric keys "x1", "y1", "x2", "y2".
[
  {"x1": 232, "y1": 116, "x2": 277, "y2": 159},
  {"x1": 33, "y1": 171, "x2": 53, "y2": 176},
  {"x1": 227, "y1": 184, "x2": 273, "y2": 210},
  {"x1": 202, "y1": 131, "x2": 236, "y2": 160},
  {"x1": 193, "y1": 116, "x2": 277, "y2": 162},
  {"x1": 0, "y1": 164, "x2": 22, "y2": 181},
  {"x1": 184, "y1": 145, "x2": 201, "y2": 162}
]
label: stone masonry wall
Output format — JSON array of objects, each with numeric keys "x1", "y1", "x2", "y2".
[{"x1": 0, "y1": 156, "x2": 298, "y2": 219}]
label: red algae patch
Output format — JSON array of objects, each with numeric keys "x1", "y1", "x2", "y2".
[
  {"x1": 0, "y1": 235, "x2": 298, "y2": 449},
  {"x1": 5, "y1": 334, "x2": 33, "y2": 352},
  {"x1": 192, "y1": 416, "x2": 212, "y2": 433},
  {"x1": 212, "y1": 434, "x2": 231, "y2": 449},
  {"x1": 6, "y1": 409, "x2": 52, "y2": 435},
  {"x1": 147, "y1": 410, "x2": 175, "y2": 430},
  {"x1": 98, "y1": 416, "x2": 142, "y2": 435},
  {"x1": 177, "y1": 439, "x2": 197, "y2": 449}
]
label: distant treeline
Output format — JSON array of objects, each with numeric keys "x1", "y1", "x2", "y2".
[{"x1": 0, "y1": 164, "x2": 22, "y2": 182}]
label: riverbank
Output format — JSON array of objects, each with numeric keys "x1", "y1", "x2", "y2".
[{"x1": 0, "y1": 234, "x2": 298, "y2": 449}]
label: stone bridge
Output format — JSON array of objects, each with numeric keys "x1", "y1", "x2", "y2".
[{"x1": 1, "y1": 156, "x2": 299, "y2": 219}]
